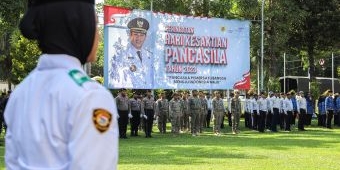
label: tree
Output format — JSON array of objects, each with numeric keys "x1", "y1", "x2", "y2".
[
  {"x1": 0, "y1": 0, "x2": 26, "y2": 89},
  {"x1": 288, "y1": 0, "x2": 340, "y2": 81},
  {"x1": 10, "y1": 30, "x2": 40, "y2": 84}
]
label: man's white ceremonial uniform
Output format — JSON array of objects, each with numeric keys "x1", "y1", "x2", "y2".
[
  {"x1": 4, "y1": 55, "x2": 119, "y2": 169},
  {"x1": 118, "y1": 43, "x2": 153, "y2": 89}
]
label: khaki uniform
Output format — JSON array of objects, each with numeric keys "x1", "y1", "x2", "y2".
[
  {"x1": 181, "y1": 98, "x2": 190, "y2": 131},
  {"x1": 188, "y1": 96, "x2": 201, "y2": 135},
  {"x1": 143, "y1": 96, "x2": 155, "y2": 137},
  {"x1": 156, "y1": 98, "x2": 169, "y2": 133},
  {"x1": 230, "y1": 97, "x2": 241, "y2": 133},
  {"x1": 169, "y1": 98, "x2": 183, "y2": 134},
  {"x1": 200, "y1": 98, "x2": 208, "y2": 132},
  {"x1": 116, "y1": 94, "x2": 130, "y2": 138},
  {"x1": 212, "y1": 97, "x2": 225, "y2": 133},
  {"x1": 129, "y1": 97, "x2": 143, "y2": 136}
]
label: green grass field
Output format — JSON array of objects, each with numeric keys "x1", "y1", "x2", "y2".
[{"x1": 1, "y1": 120, "x2": 340, "y2": 170}]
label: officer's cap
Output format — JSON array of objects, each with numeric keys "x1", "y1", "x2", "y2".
[
  {"x1": 128, "y1": 17, "x2": 149, "y2": 34},
  {"x1": 299, "y1": 91, "x2": 304, "y2": 94},
  {"x1": 120, "y1": 88, "x2": 127, "y2": 92}
]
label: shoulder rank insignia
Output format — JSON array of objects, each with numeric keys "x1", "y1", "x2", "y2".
[
  {"x1": 93, "y1": 109, "x2": 112, "y2": 133},
  {"x1": 68, "y1": 69, "x2": 92, "y2": 86}
]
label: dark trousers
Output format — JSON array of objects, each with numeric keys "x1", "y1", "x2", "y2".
[
  {"x1": 279, "y1": 113, "x2": 285, "y2": 130},
  {"x1": 291, "y1": 110, "x2": 298, "y2": 125},
  {"x1": 326, "y1": 110, "x2": 334, "y2": 128},
  {"x1": 244, "y1": 111, "x2": 250, "y2": 128},
  {"x1": 271, "y1": 108, "x2": 279, "y2": 132},
  {"x1": 285, "y1": 111, "x2": 292, "y2": 131},
  {"x1": 0, "y1": 112, "x2": 3, "y2": 134},
  {"x1": 305, "y1": 114, "x2": 312, "y2": 126},
  {"x1": 118, "y1": 110, "x2": 129, "y2": 138},
  {"x1": 320, "y1": 114, "x2": 326, "y2": 127},
  {"x1": 221, "y1": 115, "x2": 225, "y2": 128},
  {"x1": 258, "y1": 111, "x2": 266, "y2": 132},
  {"x1": 130, "y1": 110, "x2": 141, "y2": 136},
  {"x1": 228, "y1": 112, "x2": 232, "y2": 127},
  {"x1": 334, "y1": 113, "x2": 338, "y2": 126},
  {"x1": 266, "y1": 111, "x2": 272, "y2": 129},
  {"x1": 298, "y1": 109, "x2": 306, "y2": 130},
  {"x1": 206, "y1": 110, "x2": 212, "y2": 128},
  {"x1": 252, "y1": 111, "x2": 258, "y2": 130},
  {"x1": 144, "y1": 109, "x2": 154, "y2": 137},
  {"x1": 337, "y1": 111, "x2": 340, "y2": 126},
  {"x1": 317, "y1": 114, "x2": 322, "y2": 126}
]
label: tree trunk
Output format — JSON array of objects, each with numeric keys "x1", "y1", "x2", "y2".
[{"x1": 307, "y1": 44, "x2": 315, "y2": 82}]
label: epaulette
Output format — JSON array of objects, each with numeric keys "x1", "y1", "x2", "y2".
[{"x1": 68, "y1": 69, "x2": 92, "y2": 86}]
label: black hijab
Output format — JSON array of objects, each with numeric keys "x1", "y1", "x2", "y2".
[{"x1": 19, "y1": 0, "x2": 96, "y2": 65}]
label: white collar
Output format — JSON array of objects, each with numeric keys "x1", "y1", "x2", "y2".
[{"x1": 37, "y1": 54, "x2": 82, "y2": 70}]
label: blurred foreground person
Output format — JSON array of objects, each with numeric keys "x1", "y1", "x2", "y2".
[{"x1": 4, "y1": 0, "x2": 119, "y2": 169}]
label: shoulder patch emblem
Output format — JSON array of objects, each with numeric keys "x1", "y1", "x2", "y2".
[
  {"x1": 68, "y1": 69, "x2": 92, "y2": 86},
  {"x1": 93, "y1": 109, "x2": 112, "y2": 133}
]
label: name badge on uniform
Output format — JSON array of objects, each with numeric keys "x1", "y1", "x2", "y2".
[{"x1": 93, "y1": 109, "x2": 112, "y2": 133}]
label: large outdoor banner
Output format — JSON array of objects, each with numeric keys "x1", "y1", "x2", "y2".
[{"x1": 104, "y1": 6, "x2": 250, "y2": 90}]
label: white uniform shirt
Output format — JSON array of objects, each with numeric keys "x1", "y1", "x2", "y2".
[
  {"x1": 258, "y1": 97, "x2": 268, "y2": 112},
  {"x1": 297, "y1": 96, "x2": 307, "y2": 110},
  {"x1": 267, "y1": 96, "x2": 273, "y2": 112},
  {"x1": 284, "y1": 98, "x2": 294, "y2": 114},
  {"x1": 279, "y1": 97, "x2": 285, "y2": 113},
  {"x1": 272, "y1": 96, "x2": 281, "y2": 110},
  {"x1": 113, "y1": 44, "x2": 153, "y2": 89},
  {"x1": 4, "y1": 54, "x2": 119, "y2": 170},
  {"x1": 252, "y1": 98, "x2": 259, "y2": 114},
  {"x1": 245, "y1": 98, "x2": 253, "y2": 113}
]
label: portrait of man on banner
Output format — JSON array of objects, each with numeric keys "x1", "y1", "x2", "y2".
[{"x1": 109, "y1": 17, "x2": 153, "y2": 89}]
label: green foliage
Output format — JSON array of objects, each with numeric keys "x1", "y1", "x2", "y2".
[
  {"x1": 91, "y1": 34, "x2": 104, "y2": 77},
  {"x1": 267, "y1": 77, "x2": 280, "y2": 92},
  {"x1": 154, "y1": 89, "x2": 173, "y2": 100},
  {"x1": 310, "y1": 80, "x2": 320, "y2": 99},
  {"x1": 0, "y1": 0, "x2": 27, "y2": 85},
  {"x1": 288, "y1": 0, "x2": 340, "y2": 79},
  {"x1": 10, "y1": 31, "x2": 40, "y2": 84}
]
